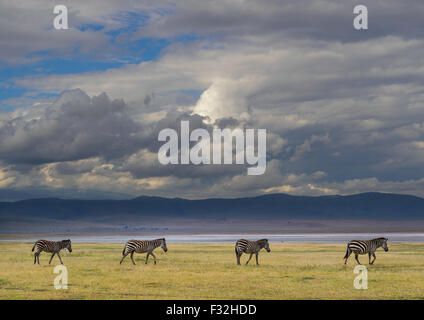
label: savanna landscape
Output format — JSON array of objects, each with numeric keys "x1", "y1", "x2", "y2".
[
  {"x1": 1, "y1": 242, "x2": 423, "y2": 300},
  {"x1": 1, "y1": 1, "x2": 424, "y2": 306}
]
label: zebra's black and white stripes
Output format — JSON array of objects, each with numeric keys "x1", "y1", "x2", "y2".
[
  {"x1": 27, "y1": 236, "x2": 390, "y2": 267},
  {"x1": 235, "y1": 239, "x2": 270, "y2": 265},
  {"x1": 31, "y1": 239, "x2": 72, "y2": 265},
  {"x1": 343, "y1": 237, "x2": 389, "y2": 265},
  {"x1": 120, "y1": 238, "x2": 168, "y2": 265}
]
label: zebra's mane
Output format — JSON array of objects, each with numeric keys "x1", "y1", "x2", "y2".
[
  {"x1": 373, "y1": 237, "x2": 388, "y2": 241},
  {"x1": 256, "y1": 239, "x2": 269, "y2": 246}
]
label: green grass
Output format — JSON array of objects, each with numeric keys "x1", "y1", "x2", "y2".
[{"x1": 0, "y1": 242, "x2": 424, "y2": 299}]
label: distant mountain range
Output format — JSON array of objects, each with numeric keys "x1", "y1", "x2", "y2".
[{"x1": 1, "y1": 192, "x2": 424, "y2": 234}]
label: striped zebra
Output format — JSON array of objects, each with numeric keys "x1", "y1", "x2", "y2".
[
  {"x1": 343, "y1": 237, "x2": 389, "y2": 265},
  {"x1": 31, "y1": 239, "x2": 72, "y2": 265},
  {"x1": 120, "y1": 238, "x2": 168, "y2": 265},
  {"x1": 235, "y1": 239, "x2": 270, "y2": 265}
]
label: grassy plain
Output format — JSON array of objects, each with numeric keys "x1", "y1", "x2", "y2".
[{"x1": 0, "y1": 242, "x2": 423, "y2": 299}]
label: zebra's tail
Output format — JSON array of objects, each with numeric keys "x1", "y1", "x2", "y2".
[
  {"x1": 343, "y1": 246, "x2": 349, "y2": 259},
  {"x1": 122, "y1": 245, "x2": 126, "y2": 256},
  {"x1": 31, "y1": 242, "x2": 36, "y2": 252}
]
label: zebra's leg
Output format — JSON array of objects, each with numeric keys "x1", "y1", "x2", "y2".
[
  {"x1": 368, "y1": 253, "x2": 372, "y2": 264},
  {"x1": 151, "y1": 252, "x2": 157, "y2": 265},
  {"x1": 130, "y1": 251, "x2": 136, "y2": 265},
  {"x1": 236, "y1": 252, "x2": 241, "y2": 265},
  {"x1": 48, "y1": 252, "x2": 56, "y2": 264},
  {"x1": 34, "y1": 250, "x2": 40, "y2": 264},
  {"x1": 344, "y1": 248, "x2": 352, "y2": 265},
  {"x1": 120, "y1": 252, "x2": 129, "y2": 264},
  {"x1": 371, "y1": 253, "x2": 376, "y2": 265},
  {"x1": 57, "y1": 252, "x2": 63, "y2": 265},
  {"x1": 145, "y1": 252, "x2": 150, "y2": 264},
  {"x1": 246, "y1": 253, "x2": 253, "y2": 265},
  {"x1": 354, "y1": 252, "x2": 361, "y2": 265},
  {"x1": 35, "y1": 251, "x2": 41, "y2": 264},
  {"x1": 255, "y1": 252, "x2": 259, "y2": 265}
]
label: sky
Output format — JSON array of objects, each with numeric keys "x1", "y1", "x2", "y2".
[{"x1": 1, "y1": 0, "x2": 424, "y2": 199}]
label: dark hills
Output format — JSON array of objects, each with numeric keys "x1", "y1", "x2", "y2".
[{"x1": 1, "y1": 192, "x2": 423, "y2": 233}]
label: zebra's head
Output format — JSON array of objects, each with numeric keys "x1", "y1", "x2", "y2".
[
  {"x1": 265, "y1": 240, "x2": 271, "y2": 252},
  {"x1": 160, "y1": 238, "x2": 168, "y2": 252},
  {"x1": 259, "y1": 239, "x2": 271, "y2": 252},
  {"x1": 62, "y1": 239, "x2": 72, "y2": 252},
  {"x1": 381, "y1": 238, "x2": 389, "y2": 252}
]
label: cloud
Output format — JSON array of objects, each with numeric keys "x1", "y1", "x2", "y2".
[
  {"x1": 192, "y1": 77, "x2": 259, "y2": 121},
  {"x1": 290, "y1": 134, "x2": 330, "y2": 162},
  {"x1": 2, "y1": 1, "x2": 424, "y2": 199},
  {"x1": 0, "y1": 1, "x2": 171, "y2": 64},
  {"x1": 0, "y1": 89, "x2": 142, "y2": 165},
  {"x1": 136, "y1": 0, "x2": 424, "y2": 42}
]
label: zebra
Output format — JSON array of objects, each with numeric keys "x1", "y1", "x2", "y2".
[
  {"x1": 31, "y1": 239, "x2": 72, "y2": 265},
  {"x1": 120, "y1": 238, "x2": 168, "y2": 265},
  {"x1": 235, "y1": 239, "x2": 270, "y2": 265},
  {"x1": 343, "y1": 237, "x2": 389, "y2": 265}
]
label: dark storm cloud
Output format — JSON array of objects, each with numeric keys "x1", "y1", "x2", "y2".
[
  {"x1": 139, "y1": 0, "x2": 424, "y2": 42},
  {"x1": 0, "y1": 89, "x2": 205, "y2": 169},
  {"x1": 0, "y1": 89, "x2": 250, "y2": 180},
  {"x1": 0, "y1": 89, "x2": 142, "y2": 165}
]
